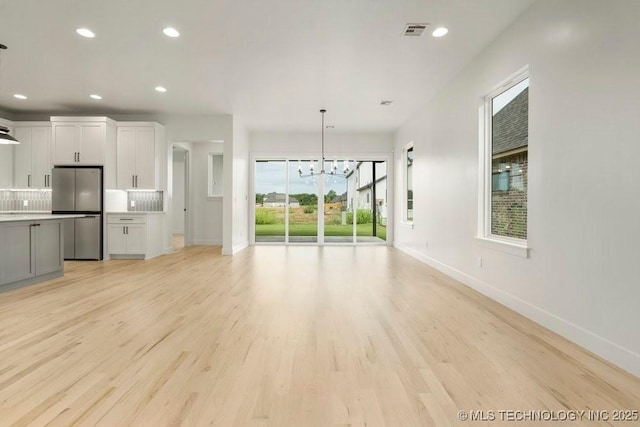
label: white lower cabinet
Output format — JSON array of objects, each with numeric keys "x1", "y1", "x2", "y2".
[{"x1": 107, "y1": 213, "x2": 163, "y2": 260}]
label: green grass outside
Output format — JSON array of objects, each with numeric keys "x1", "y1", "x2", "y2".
[{"x1": 255, "y1": 223, "x2": 386, "y2": 240}]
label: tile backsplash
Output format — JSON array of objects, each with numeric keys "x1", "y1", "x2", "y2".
[
  {"x1": 0, "y1": 190, "x2": 52, "y2": 212},
  {"x1": 127, "y1": 191, "x2": 164, "y2": 212}
]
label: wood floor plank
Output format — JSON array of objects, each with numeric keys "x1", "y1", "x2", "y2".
[{"x1": 0, "y1": 245, "x2": 638, "y2": 426}]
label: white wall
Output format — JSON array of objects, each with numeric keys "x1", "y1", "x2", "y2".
[
  {"x1": 172, "y1": 149, "x2": 186, "y2": 233},
  {"x1": 251, "y1": 131, "x2": 393, "y2": 156},
  {"x1": 393, "y1": 0, "x2": 640, "y2": 376},
  {"x1": 191, "y1": 142, "x2": 224, "y2": 245},
  {"x1": 225, "y1": 116, "x2": 250, "y2": 254}
]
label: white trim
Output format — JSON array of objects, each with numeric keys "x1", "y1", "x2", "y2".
[
  {"x1": 478, "y1": 66, "x2": 529, "y2": 245},
  {"x1": 402, "y1": 142, "x2": 414, "y2": 224},
  {"x1": 207, "y1": 152, "x2": 224, "y2": 198},
  {"x1": 393, "y1": 242, "x2": 640, "y2": 377},
  {"x1": 192, "y1": 239, "x2": 223, "y2": 246},
  {"x1": 475, "y1": 236, "x2": 529, "y2": 258},
  {"x1": 222, "y1": 241, "x2": 248, "y2": 255}
]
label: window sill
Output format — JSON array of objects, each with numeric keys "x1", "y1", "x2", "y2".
[{"x1": 475, "y1": 236, "x2": 529, "y2": 258}]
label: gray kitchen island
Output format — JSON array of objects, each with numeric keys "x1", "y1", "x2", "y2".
[{"x1": 0, "y1": 214, "x2": 86, "y2": 292}]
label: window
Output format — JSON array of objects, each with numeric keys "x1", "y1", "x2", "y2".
[
  {"x1": 405, "y1": 144, "x2": 414, "y2": 222},
  {"x1": 208, "y1": 153, "x2": 224, "y2": 198},
  {"x1": 480, "y1": 68, "x2": 529, "y2": 244}
]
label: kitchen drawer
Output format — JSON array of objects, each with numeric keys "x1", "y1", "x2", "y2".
[{"x1": 107, "y1": 215, "x2": 146, "y2": 224}]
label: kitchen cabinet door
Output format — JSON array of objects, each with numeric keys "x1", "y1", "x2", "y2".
[
  {"x1": 0, "y1": 222, "x2": 35, "y2": 285},
  {"x1": 52, "y1": 124, "x2": 77, "y2": 165},
  {"x1": 13, "y1": 127, "x2": 32, "y2": 188},
  {"x1": 134, "y1": 128, "x2": 155, "y2": 189},
  {"x1": 125, "y1": 224, "x2": 146, "y2": 254},
  {"x1": 31, "y1": 127, "x2": 52, "y2": 188},
  {"x1": 34, "y1": 220, "x2": 63, "y2": 275},
  {"x1": 0, "y1": 145, "x2": 13, "y2": 188},
  {"x1": 116, "y1": 127, "x2": 136, "y2": 189},
  {"x1": 108, "y1": 224, "x2": 127, "y2": 254},
  {"x1": 78, "y1": 123, "x2": 105, "y2": 165}
]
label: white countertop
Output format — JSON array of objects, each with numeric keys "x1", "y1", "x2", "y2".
[{"x1": 0, "y1": 213, "x2": 89, "y2": 223}]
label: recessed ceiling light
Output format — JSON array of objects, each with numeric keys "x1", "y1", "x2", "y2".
[
  {"x1": 76, "y1": 28, "x2": 95, "y2": 38},
  {"x1": 432, "y1": 27, "x2": 449, "y2": 38},
  {"x1": 90, "y1": 94, "x2": 102, "y2": 100},
  {"x1": 163, "y1": 27, "x2": 180, "y2": 38},
  {"x1": 155, "y1": 86, "x2": 167, "y2": 93},
  {"x1": 13, "y1": 94, "x2": 27, "y2": 100}
]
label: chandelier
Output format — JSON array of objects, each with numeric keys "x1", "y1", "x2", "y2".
[{"x1": 298, "y1": 109, "x2": 350, "y2": 178}]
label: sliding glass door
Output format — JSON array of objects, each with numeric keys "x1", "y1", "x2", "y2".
[
  {"x1": 254, "y1": 158, "x2": 388, "y2": 245},
  {"x1": 255, "y1": 160, "x2": 286, "y2": 243},
  {"x1": 324, "y1": 160, "x2": 354, "y2": 243},
  {"x1": 289, "y1": 160, "x2": 318, "y2": 243}
]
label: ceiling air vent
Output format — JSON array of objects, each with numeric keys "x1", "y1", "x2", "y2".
[{"x1": 403, "y1": 23, "x2": 429, "y2": 37}]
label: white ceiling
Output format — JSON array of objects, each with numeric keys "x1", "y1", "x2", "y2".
[{"x1": 0, "y1": 0, "x2": 534, "y2": 132}]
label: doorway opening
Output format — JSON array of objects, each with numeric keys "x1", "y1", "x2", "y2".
[
  {"x1": 172, "y1": 146, "x2": 189, "y2": 250},
  {"x1": 253, "y1": 158, "x2": 389, "y2": 245}
]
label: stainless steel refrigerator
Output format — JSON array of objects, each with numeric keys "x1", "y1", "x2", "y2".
[{"x1": 52, "y1": 167, "x2": 103, "y2": 260}]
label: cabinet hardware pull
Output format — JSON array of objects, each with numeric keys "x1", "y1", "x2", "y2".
[
  {"x1": 123, "y1": 226, "x2": 125, "y2": 234},
  {"x1": 132, "y1": 175, "x2": 135, "y2": 188},
  {"x1": 126, "y1": 226, "x2": 129, "y2": 234},
  {"x1": 119, "y1": 218, "x2": 134, "y2": 221}
]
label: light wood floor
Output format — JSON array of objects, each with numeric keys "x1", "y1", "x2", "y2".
[
  {"x1": 0, "y1": 246, "x2": 638, "y2": 426},
  {"x1": 173, "y1": 233, "x2": 185, "y2": 251}
]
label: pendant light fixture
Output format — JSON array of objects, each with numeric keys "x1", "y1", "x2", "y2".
[
  {"x1": 0, "y1": 43, "x2": 20, "y2": 145},
  {"x1": 298, "y1": 109, "x2": 350, "y2": 178}
]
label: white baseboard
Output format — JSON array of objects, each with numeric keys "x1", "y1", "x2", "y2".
[
  {"x1": 192, "y1": 239, "x2": 223, "y2": 246},
  {"x1": 393, "y1": 242, "x2": 640, "y2": 377},
  {"x1": 222, "y1": 241, "x2": 249, "y2": 256}
]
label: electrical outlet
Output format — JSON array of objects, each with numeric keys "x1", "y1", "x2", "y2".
[
  {"x1": 130, "y1": 200, "x2": 135, "y2": 208},
  {"x1": 23, "y1": 200, "x2": 28, "y2": 207},
  {"x1": 477, "y1": 257, "x2": 483, "y2": 267}
]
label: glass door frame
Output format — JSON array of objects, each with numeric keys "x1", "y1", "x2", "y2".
[{"x1": 250, "y1": 152, "x2": 393, "y2": 246}]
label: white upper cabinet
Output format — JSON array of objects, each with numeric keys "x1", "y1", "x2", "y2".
[
  {"x1": 51, "y1": 117, "x2": 116, "y2": 166},
  {"x1": 13, "y1": 123, "x2": 52, "y2": 189},
  {"x1": 116, "y1": 123, "x2": 164, "y2": 190},
  {"x1": 0, "y1": 118, "x2": 14, "y2": 188}
]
